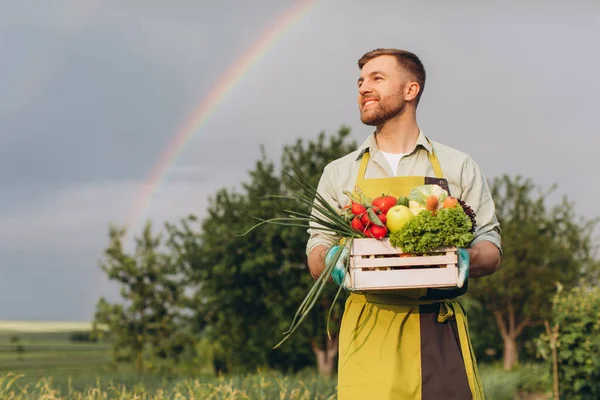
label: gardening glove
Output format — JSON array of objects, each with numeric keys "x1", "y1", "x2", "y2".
[
  {"x1": 436, "y1": 248, "x2": 469, "y2": 291},
  {"x1": 427, "y1": 248, "x2": 470, "y2": 298},
  {"x1": 456, "y1": 248, "x2": 470, "y2": 289},
  {"x1": 325, "y1": 245, "x2": 350, "y2": 288}
]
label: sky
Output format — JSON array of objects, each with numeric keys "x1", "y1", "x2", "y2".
[{"x1": 1, "y1": 0, "x2": 598, "y2": 321}]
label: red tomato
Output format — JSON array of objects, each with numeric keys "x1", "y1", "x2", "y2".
[{"x1": 371, "y1": 195, "x2": 397, "y2": 215}]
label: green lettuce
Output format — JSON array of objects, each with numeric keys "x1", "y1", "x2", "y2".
[{"x1": 389, "y1": 206, "x2": 474, "y2": 253}]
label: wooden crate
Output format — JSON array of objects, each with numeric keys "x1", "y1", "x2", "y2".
[{"x1": 349, "y1": 238, "x2": 458, "y2": 291}]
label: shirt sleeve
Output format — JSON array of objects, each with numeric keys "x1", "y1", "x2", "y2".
[
  {"x1": 305, "y1": 163, "x2": 341, "y2": 257},
  {"x1": 460, "y1": 156, "x2": 503, "y2": 254}
]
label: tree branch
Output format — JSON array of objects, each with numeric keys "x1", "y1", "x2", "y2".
[
  {"x1": 514, "y1": 318, "x2": 531, "y2": 338},
  {"x1": 493, "y1": 311, "x2": 508, "y2": 340}
]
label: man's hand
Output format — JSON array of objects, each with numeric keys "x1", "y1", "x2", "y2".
[
  {"x1": 467, "y1": 240, "x2": 502, "y2": 278},
  {"x1": 308, "y1": 245, "x2": 329, "y2": 280},
  {"x1": 444, "y1": 241, "x2": 500, "y2": 290},
  {"x1": 308, "y1": 244, "x2": 351, "y2": 287}
]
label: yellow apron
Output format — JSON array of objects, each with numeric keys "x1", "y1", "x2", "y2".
[{"x1": 337, "y1": 145, "x2": 485, "y2": 399}]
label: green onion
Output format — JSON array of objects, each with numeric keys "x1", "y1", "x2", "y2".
[{"x1": 239, "y1": 166, "x2": 359, "y2": 348}]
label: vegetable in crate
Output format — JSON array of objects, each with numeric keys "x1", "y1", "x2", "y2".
[
  {"x1": 371, "y1": 194, "x2": 397, "y2": 214},
  {"x1": 342, "y1": 190, "x2": 392, "y2": 239},
  {"x1": 389, "y1": 203, "x2": 476, "y2": 253},
  {"x1": 407, "y1": 184, "x2": 449, "y2": 215}
]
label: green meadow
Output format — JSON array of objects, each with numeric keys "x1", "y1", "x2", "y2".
[
  {"x1": 0, "y1": 321, "x2": 553, "y2": 400},
  {"x1": 0, "y1": 321, "x2": 111, "y2": 382},
  {"x1": 0, "y1": 321, "x2": 338, "y2": 399}
]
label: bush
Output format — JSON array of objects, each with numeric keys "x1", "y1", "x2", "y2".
[
  {"x1": 538, "y1": 284, "x2": 600, "y2": 399},
  {"x1": 480, "y1": 364, "x2": 521, "y2": 400},
  {"x1": 69, "y1": 331, "x2": 98, "y2": 343},
  {"x1": 479, "y1": 363, "x2": 551, "y2": 400},
  {"x1": 515, "y1": 363, "x2": 551, "y2": 394}
]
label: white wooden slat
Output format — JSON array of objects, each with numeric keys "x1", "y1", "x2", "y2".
[
  {"x1": 352, "y1": 238, "x2": 403, "y2": 255},
  {"x1": 352, "y1": 265, "x2": 458, "y2": 290},
  {"x1": 353, "y1": 253, "x2": 457, "y2": 269},
  {"x1": 351, "y1": 238, "x2": 455, "y2": 256}
]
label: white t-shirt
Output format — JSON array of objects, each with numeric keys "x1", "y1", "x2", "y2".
[{"x1": 381, "y1": 151, "x2": 406, "y2": 176}]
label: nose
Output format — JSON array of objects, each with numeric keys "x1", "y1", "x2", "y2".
[{"x1": 359, "y1": 82, "x2": 372, "y2": 97}]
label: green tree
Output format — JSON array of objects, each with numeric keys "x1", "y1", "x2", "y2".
[
  {"x1": 167, "y1": 127, "x2": 357, "y2": 375},
  {"x1": 93, "y1": 222, "x2": 194, "y2": 373},
  {"x1": 536, "y1": 284, "x2": 600, "y2": 399},
  {"x1": 469, "y1": 174, "x2": 598, "y2": 371}
]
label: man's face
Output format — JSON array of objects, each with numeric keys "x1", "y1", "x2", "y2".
[{"x1": 357, "y1": 55, "x2": 410, "y2": 126}]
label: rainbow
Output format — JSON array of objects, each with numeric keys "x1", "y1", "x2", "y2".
[{"x1": 126, "y1": 0, "x2": 318, "y2": 232}]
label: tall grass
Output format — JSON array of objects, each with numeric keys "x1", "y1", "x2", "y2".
[
  {"x1": 0, "y1": 370, "x2": 337, "y2": 400},
  {"x1": 1, "y1": 365, "x2": 551, "y2": 399},
  {"x1": 0, "y1": 319, "x2": 550, "y2": 400}
]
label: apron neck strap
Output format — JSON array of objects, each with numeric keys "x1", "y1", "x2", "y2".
[
  {"x1": 358, "y1": 138, "x2": 445, "y2": 180},
  {"x1": 357, "y1": 150, "x2": 371, "y2": 183},
  {"x1": 426, "y1": 137, "x2": 444, "y2": 179}
]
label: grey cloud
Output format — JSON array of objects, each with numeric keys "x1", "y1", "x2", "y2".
[
  {"x1": 0, "y1": 258, "x2": 117, "y2": 322},
  {"x1": 0, "y1": 0, "x2": 297, "y2": 188}
]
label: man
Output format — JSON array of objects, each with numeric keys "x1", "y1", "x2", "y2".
[{"x1": 306, "y1": 49, "x2": 502, "y2": 399}]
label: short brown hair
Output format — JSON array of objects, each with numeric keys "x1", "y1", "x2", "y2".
[{"x1": 358, "y1": 48, "x2": 426, "y2": 105}]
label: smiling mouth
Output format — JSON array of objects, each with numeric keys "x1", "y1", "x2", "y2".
[{"x1": 363, "y1": 99, "x2": 378, "y2": 108}]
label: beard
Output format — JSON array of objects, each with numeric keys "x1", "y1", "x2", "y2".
[{"x1": 360, "y1": 95, "x2": 405, "y2": 126}]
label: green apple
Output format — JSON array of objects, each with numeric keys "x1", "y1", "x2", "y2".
[{"x1": 386, "y1": 205, "x2": 415, "y2": 233}]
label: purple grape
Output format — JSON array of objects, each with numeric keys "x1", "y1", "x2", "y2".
[{"x1": 458, "y1": 199, "x2": 477, "y2": 233}]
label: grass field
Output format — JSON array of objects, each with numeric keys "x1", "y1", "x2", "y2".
[
  {"x1": 1, "y1": 370, "x2": 338, "y2": 399},
  {"x1": 0, "y1": 368, "x2": 551, "y2": 400},
  {"x1": 0, "y1": 320, "x2": 112, "y2": 388},
  {"x1": 0, "y1": 321, "x2": 329, "y2": 399},
  {"x1": 0, "y1": 321, "x2": 551, "y2": 399}
]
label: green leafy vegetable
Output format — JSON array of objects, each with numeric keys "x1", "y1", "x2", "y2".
[{"x1": 389, "y1": 205, "x2": 474, "y2": 253}]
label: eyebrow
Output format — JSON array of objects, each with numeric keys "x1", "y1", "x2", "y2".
[{"x1": 358, "y1": 71, "x2": 386, "y2": 85}]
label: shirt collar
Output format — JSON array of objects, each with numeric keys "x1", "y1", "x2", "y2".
[{"x1": 355, "y1": 129, "x2": 433, "y2": 161}]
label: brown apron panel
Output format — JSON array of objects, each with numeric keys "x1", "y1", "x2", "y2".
[{"x1": 419, "y1": 303, "x2": 472, "y2": 399}]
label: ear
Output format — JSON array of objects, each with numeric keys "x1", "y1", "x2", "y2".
[{"x1": 404, "y1": 81, "x2": 421, "y2": 102}]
